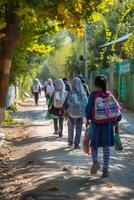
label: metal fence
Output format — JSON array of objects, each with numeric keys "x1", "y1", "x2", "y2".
[{"x1": 88, "y1": 59, "x2": 134, "y2": 110}]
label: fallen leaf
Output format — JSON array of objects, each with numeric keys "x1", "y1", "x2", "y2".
[
  {"x1": 106, "y1": 182, "x2": 113, "y2": 188},
  {"x1": 22, "y1": 175, "x2": 30, "y2": 179}
]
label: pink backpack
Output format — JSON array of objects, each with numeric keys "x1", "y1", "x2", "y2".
[{"x1": 93, "y1": 91, "x2": 121, "y2": 123}]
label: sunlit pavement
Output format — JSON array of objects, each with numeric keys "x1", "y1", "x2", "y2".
[
  {"x1": 120, "y1": 108, "x2": 134, "y2": 134},
  {"x1": 2, "y1": 96, "x2": 134, "y2": 200}
]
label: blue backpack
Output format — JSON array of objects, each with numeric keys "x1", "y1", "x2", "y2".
[{"x1": 67, "y1": 92, "x2": 88, "y2": 118}]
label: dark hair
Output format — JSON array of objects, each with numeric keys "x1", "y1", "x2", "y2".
[
  {"x1": 78, "y1": 74, "x2": 86, "y2": 84},
  {"x1": 81, "y1": 79, "x2": 85, "y2": 83},
  {"x1": 95, "y1": 75, "x2": 107, "y2": 92},
  {"x1": 63, "y1": 77, "x2": 68, "y2": 82}
]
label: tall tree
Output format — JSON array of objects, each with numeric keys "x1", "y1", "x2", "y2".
[{"x1": 0, "y1": 0, "x2": 113, "y2": 123}]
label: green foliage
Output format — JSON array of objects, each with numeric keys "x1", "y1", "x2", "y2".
[
  {"x1": 1, "y1": 0, "x2": 132, "y2": 87},
  {"x1": 4, "y1": 110, "x2": 23, "y2": 125},
  {"x1": 122, "y1": 33, "x2": 134, "y2": 59},
  {"x1": 7, "y1": 101, "x2": 18, "y2": 112},
  {"x1": 9, "y1": 45, "x2": 42, "y2": 99},
  {"x1": 64, "y1": 39, "x2": 85, "y2": 78},
  {"x1": 0, "y1": 0, "x2": 104, "y2": 95},
  {"x1": 5, "y1": 111, "x2": 13, "y2": 124},
  {"x1": 9, "y1": 46, "x2": 27, "y2": 85},
  {"x1": 84, "y1": 0, "x2": 134, "y2": 72},
  {"x1": 100, "y1": 0, "x2": 134, "y2": 60},
  {"x1": 86, "y1": 22, "x2": 107, "y2": 70},
  {"x1": 38, "y1": 36, "x2": 73, "y2": 81}
]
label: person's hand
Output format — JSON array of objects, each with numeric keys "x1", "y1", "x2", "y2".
[
  {"x1": 64, "y1": 112, "x2": 69, "y2": 119},
  {"x1": 115, "y1": 123, "x2": 119, "y2": 133},
  {"x1": 85, "y1": 120, "x2": 90, "y2": 128},
  {"x1": 114, "y1": 121, "x2": 119, "y2": 133}
]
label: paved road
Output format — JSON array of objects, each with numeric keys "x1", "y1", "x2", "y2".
[{"x1": 2, "y1": 97, "x2": 134, "y2": 200}]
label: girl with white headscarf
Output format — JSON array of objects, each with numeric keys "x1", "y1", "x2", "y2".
[
  {"x1": 46, "y1": 79, "x2": 54, "y2": 96},
  {"x1": 49, "y1": 79, "x2": 68, "y2": 137},
  {"x1": 31, "y1": 79, "x2": 41, "y2": 105},
  {"x1": 44, "y1": 79, "x2": 54, "y2": 107},
  {"x1": 64, "y1": 77, "x2": 88, "y2": 148}
]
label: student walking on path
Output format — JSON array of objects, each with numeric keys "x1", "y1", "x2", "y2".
[
  {"x1": 64, "y1": 77, "x2": 88, "y2": 149},
  {"x1": 31, "y1": 79, "x2": 41, "y2": 106},
  {"x1": 49, "y1": 79, "x2": 68, "y2": 137},
  {"x1": 45, "y1": 79, "x2": 54, "y2": 104},
  {"x1": 85, "y1": 75, "x2": 122, "y2": 178},
  {"x1": 63, "y1": 77, "x2": 72, "y2": 92}
]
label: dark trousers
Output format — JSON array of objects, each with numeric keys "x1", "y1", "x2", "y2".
[
  {"x1": 34, "y1": 93, "x2": 39, "y2": 105},
  {"x1": 68, "y1": 117, "x2": 83, "y2": 145},
  {"x1": 53, "y1": 117, "x2": 64, "y2": 133}
]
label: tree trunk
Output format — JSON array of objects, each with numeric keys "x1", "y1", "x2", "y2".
[{"x1": 0, "y1": 3, "x2": 20, "y2": 124}]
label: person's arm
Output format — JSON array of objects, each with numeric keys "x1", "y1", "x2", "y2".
[
  {"x1": 85, "y1": 84, "x2": 90, "y2": 97},
  {"x1": 63, "y1": 93, "x2": 69, "y2": 112},
  {"x1": 39, "y1": 85, "x2": 41, "y2": 94},
  {"x1": 68, "y1": 84, "x2": 72, "y2": 92},
  {"x1": 85, "y1": 92, "x2": 95, "y2": 125}
]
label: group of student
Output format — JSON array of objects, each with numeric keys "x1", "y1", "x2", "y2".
[
  {"x1": 45, "y1": 76, "x2": 89, "y2": 140},
  {"x1": 37, "y1": 75, "x2": 122, "y2": 178}
]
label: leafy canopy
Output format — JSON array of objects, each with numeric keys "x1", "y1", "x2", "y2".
[{"x1": 0, "y1": 0, "x2": 115, "y2": 43}]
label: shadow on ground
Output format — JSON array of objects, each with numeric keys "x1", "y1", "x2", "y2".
[
  {"x1": 14, "y1": 109, "x2": 47, "y2": 121},
  {"x1": 1, "y1": 135, "x2": 134, "y2": 200}
]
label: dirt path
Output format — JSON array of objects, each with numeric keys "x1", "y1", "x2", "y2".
[{"x1": 0, "y1": 96, "x2": 134, "y2": 200}]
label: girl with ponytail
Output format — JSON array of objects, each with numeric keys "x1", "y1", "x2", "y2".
[{"x1": 85, "y1": 75, "x2": 122, "y2": 178}]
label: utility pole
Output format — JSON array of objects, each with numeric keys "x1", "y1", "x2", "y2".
[{"x1": 84, "y1": 20, "x2": 88, "y2": 79}]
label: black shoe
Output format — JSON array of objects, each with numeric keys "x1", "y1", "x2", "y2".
[
  {"x1": 90, "y1": 163, "x2": 100, "y2": 174},
  {"x1": 101, "y1": 171, "x2": 110, "y2": 178},
  {"x1": 53, "y1": 131, "x2": 58, "y2": 135},
  {"x1": 68, "y1": 142, "x2": 73, "y2": 147},
  {"x1": 59, "y1": 132, "x2": 63, "y2": 137},
  {"x1": 74, "y1": 144, "x2": 81, "y2": 149}
]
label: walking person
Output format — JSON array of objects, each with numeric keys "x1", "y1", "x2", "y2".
[
  {"x1": 64, "y1": 77, "x2": 88, "y2": 149},
  {"x1": 63, "y1": 77, "x2": 72, "y2": 92},
  {"x1": 49, "y1": 79, "x2": 68, "y2": 137},
  {"x1": 45, "y1": 79, "x2": 54, "y2": 104},
  {"x1": 85, "y1": 75, "x2": 122, "y2": 178},
  {"x1": 78, "y1": 74, "x2": 90, "y2": 97},
  {"x1": 31, "y1": 79, "x2": 41, "y2": 105}
]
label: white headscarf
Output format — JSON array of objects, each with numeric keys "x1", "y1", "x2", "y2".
[
  {"x1": 33, "y1": 79, "x2": 40, "y2": 86},
  {"x1": 47, "y1": 79, "x2": 53, "y2": 86},
  {"x1": 54, "y1": 79, "x2": 65, "y2": 91},
  {"x1": 72, "y1": 77, "x2": 85, "y2": 93},
  {"x1": 47, "y1": 79, "x2": 54, "y2": 88}
]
